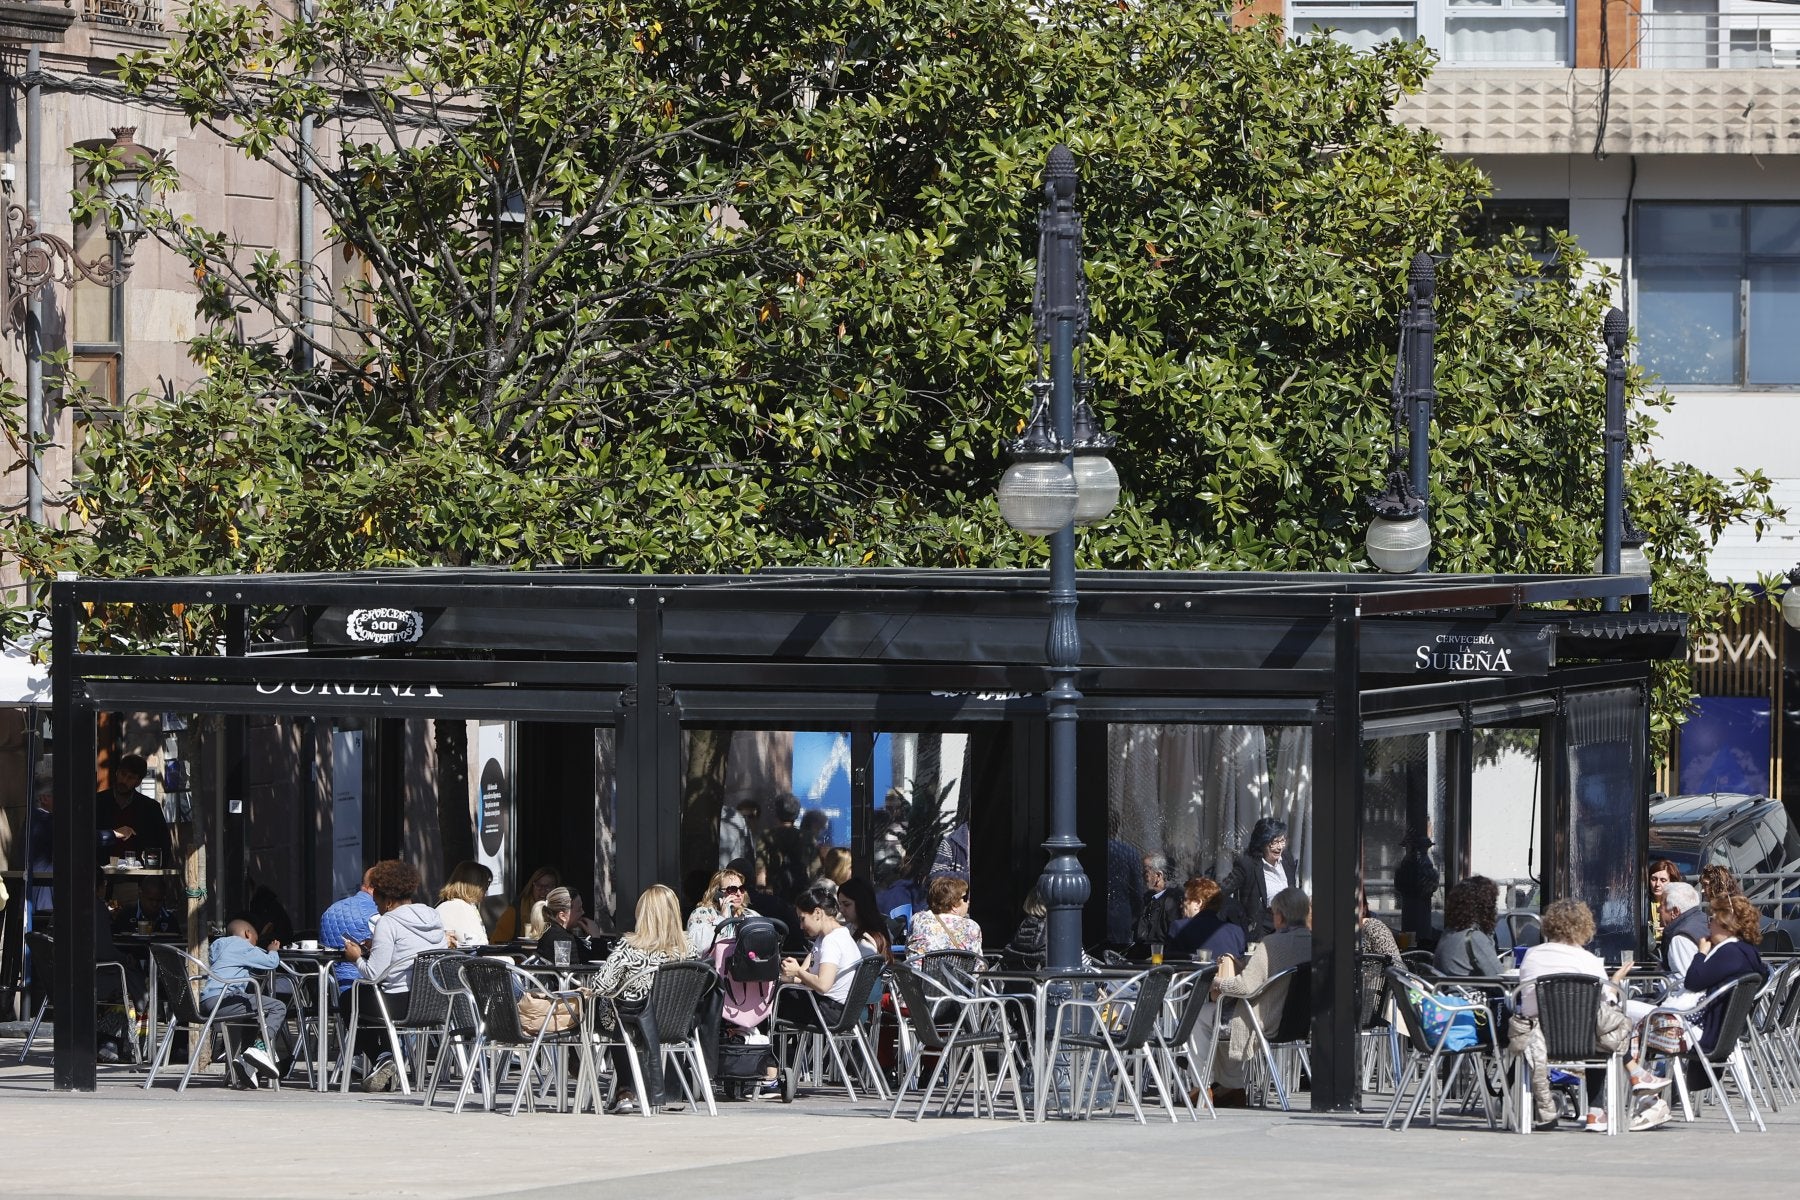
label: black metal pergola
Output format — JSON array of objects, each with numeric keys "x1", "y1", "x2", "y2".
[{"x1": 48, "y1": 566, "x2": 1682, "y2": 1105}]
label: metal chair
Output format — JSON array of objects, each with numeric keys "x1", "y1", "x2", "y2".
[
  {"x1": 1154, "y1": 964, "x2": 1218, "y2": 1120},
  {"x1": 141, "y1": 943, "x2": 280, "y2": 1092},
  {"x1": 1241, "y1": 962, "x2": 1313, "y2": 1111},
  {"x1": 18, "y1": 933, "x2": 140, "y2": 1064},
  {"x1": 419, "y1": 954, "x2": 482, "y2": 1109},
  {"x1": 773, "y1": 954, "x2": 889, "y2": 1102},
  {"x1": 1524, "y1": 973, "x2": 1625, "y2": 1137},
  {"x1": 1383, "y1": 966, "x2": 1505, "y2": 1131},
  {"x1": 886, "y1": 962, "x2": 1026, "y2": 1121},
  {"x1": 1356, "y1": 953, "x2": 1400, "y2": 1094},
  {"x1": 391, "y1": 950, "x2": 471, "y2": 1101},
  {"x1": 1647, "y1": 973, "x2": 1768, "y2": 1132},
  {"x1": 452, "y1": 957, "x2": 590, "y2": 1115},
  {"x1": 646, "y1": 959, "x2": 722, "y2": 1115},
  {"x1": 1044, "y1": 966, "x2": 1179, "y2": 1123},
  {"x1": 915, "y1": 949, "x2": 983, "y2": 1001},
  {"x1": 337, "y1": 977, "x2": 413, "y2": 1095}
]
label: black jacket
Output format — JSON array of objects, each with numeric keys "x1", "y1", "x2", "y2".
[
  {"x1": 536, "y1": 922, "x2": 598, "y2": 964},
  {"x1": 1133, "y1": 888, "x2": 1184, "y2": 946},
  {"x1": 1220, "y1": 850, "x2": 1299, "y2": 941}
]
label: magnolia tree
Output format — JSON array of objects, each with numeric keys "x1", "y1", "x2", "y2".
[{"x1": 0, "y1": 0, "x2": 1776, "y2": 744}]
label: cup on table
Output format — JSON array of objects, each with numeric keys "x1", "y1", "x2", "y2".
[
  {"x1": 1193, "y1": 949, "x2": 1215, "y2": 965},
  {"x1": 295, "y1": 939, "x2": 319, "y2": 951},
  {"x1": 1149, "y1": 942, "x2": 1164, "y2": 966},
  {"x1": 136, "y1": 920, "x2": 154, "y2": 936},
  {"x1": 142, "y1": 850, "x2": 162, "y2": 869},
  {"x1": 553, "y1": 940, "x2": 572, "y2": 967}
]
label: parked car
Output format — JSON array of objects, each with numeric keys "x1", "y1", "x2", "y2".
[{"x1": 1648, "y1": 792, "x2": 1800, "y2": 929}]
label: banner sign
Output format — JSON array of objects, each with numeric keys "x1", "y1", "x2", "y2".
[{"x1": 1361, "y1": 622, "x2": 1554, "y2": 677}]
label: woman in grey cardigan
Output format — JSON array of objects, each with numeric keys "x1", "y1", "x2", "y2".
[{"x1": 1433, "y1": 876, "x2": 1504, "y2": 977}]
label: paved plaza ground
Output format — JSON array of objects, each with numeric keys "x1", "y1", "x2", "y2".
[{"x1": 3, "y1": 1033, "x2": 1797, "y2": 1200}]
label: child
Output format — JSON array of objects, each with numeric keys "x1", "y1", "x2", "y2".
[{"x1": 200, "y1": 919, "x2": 288, "y2": 1088}]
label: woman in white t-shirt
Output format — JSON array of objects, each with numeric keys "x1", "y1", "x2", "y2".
[{"x1": 778, "y1": 886, "x2": 865, "y2": 1028}]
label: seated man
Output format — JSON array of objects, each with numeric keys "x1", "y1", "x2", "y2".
[
  {"x1": 319, "y1": 867, "x2": 378, "y2": 994},
  {"x1": 1209, "y1": 886, "x2": 1312, "y2": 1106},
  {"x1": 199, "y1": 918, "x2": 287, "y2": 1088},
  {"x1": 1658, "y1": 882, "x2": 1707, "y2": 978}
]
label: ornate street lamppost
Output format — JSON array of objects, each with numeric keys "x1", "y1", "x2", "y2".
[
  {"x1": 995, "y1": 145, "x2": 1120, "y2": 971},
  {"x1": 1594, "y1": 307, "x2": 1652, "y2": 606},
  {"x1": 1366, "y1": 253, "x2": 1437, "y2": 573}
]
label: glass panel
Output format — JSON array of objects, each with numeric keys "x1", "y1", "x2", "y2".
[
  {"x1": 1749, "y1": 263, "x2": 1800, "y2": 384},
  {"x1": 1637, "y1": 263, "x2": 1740, "y2": 385},
  {"x1": 1643, "y1": 0, "x2": 1721, "y2": 68},
  {"x1": 1362, "y1": 734, "x2": 1448, "y2": 945},
  {"x1": 1106, "y1": 724, "x2": 1311, "y2": 945},
  {"x1": 1470, "y1": 727, "x2": 1542, "y2": 913},
  {"x1": 1565, "y1": 688, "x2": 1646, "y2": 957},
  {"x1": 594, "y1": 727, "x2": 617, "y2": 926},
  {"x1": 1637, "y1": 203, "x2": 1742, "y2": 257},
  {"x1": 1292, "y1": 17, "x2": 1418, "y2": 51},
  {"x1": 72, "y1": 354, "x2": 119, "y2": 405},
  {"x1": 71, "y1": 217, "x2": 116, "y2": 346},
  {"x1": 1444, "y1": 16, "x2": 1567, "y2": 63},
  {"x1": 1749, "y1": 205, "x2": 1800, "y2": 255}
]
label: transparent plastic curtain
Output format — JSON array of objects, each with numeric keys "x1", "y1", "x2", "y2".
[
  {"x1": 1362, "y1": 735, "x2": 1448, "y2": 936},
  {"x1": 1565, "y1": 688, "x2": 1647, "y2": 956},
  {"x1": 1106, "y1": 724, "x2": 1313, "y2": 926}
]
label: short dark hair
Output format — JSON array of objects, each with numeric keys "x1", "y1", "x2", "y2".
[
  {"x1": 1248, "y1": 817, "x2": 1288, "y2": 855},
  {"x1": 773, "y1": 792, "x2": 802, "y2": 823},
  {"x1": 928, "y1": 875, "x2": 969, "y2": 914},
  {"x1": 368, "y1": 859, "x2": 422, "y2": 905},
  {"x1": 794, "y1": 885, "x2": 841, "y2": 919},
  {"x1": 116, "y1": 754, "x2": 149, "y2": 778}
]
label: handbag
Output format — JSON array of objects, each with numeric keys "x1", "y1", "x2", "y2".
[
  {"x1": 517, "y1": 991, "x2": 578, "y2": 1035},
  {"x1": 1409, "y1": 984, "x2": 1482, "y2": 1051}
]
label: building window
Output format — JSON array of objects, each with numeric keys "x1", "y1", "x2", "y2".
[
  {"x1": 1467, "y1": 198, "x2": 1569, "y2": 262},
  {"x1": 1288, "y1": 0, "x2": 1568, "y2": 65},
  {"x1": 1636, "y1": 202, "x2": 1800, "y2": 387}
]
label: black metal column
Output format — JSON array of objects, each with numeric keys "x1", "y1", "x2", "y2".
[
  {"x1": 1038, "y1": 146, "x2": 1091, "y2": 973},
  {"x1": 50, "y1": 580, "x2": 97, "y2": 1091},
  {"x1": 221, "y1": 604, "x2": 248, "y2": 914},
  {"x1": 1404, "y1": 253, "x2": 1437, "y2": 510},
  {"x1": 1601, "y1": 308, "x2": 1628, "y2": 612},
  {"x1": 1310, "y1": 596, "x2": 1363, "y2": 1112}
]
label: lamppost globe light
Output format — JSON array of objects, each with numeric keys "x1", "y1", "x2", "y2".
[
  {"x1": 1783, "y1": 567, "x2": 1800, "y2": 631},
  {"x1": 1070, "y1": 452, "x2": 1119, "y2": 525},
  {"x1": 998, "y1": 458, "x2": 1078, "y2": 535},
  {"x1": 1366, "y1": 511, "x2": 1431, "y2": 574},
  {"x1": 100, "y1": 127, "x2": 155, "y2": 243}
]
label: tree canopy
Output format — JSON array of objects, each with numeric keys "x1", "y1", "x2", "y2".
[{"x1": 0, "y1": 0, "x2": 1776, "y2": 742}]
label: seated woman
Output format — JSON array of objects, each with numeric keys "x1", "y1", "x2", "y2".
[
  {"x1": 535, "y1": 887, "x2": 603, "y2": 964},
  {"x1": 905, "y1": 875, "x2": 983, "y2": 961},
  {"x1": 339, "y1": 858, "x2": 450, "y2": 1092},
  {"x1": 1356, "y1": 887, "x2": 1401, "y2": 966},
  {"x1": 435, "y1": 860, "x2": 493, "y2": 949},
  {"x1": 686, "y1": 867, "x2": 755, "y2": 957},
  {"x1": 1167, "y1": 877, "x2": 1248, "y2": 962},
  {"x1": 777, "y1": 886, "x2": 865, "y2": 1030},
  {"x1": 492, "y1": 865, "x2": 559, "y2": 943},
  {"x1": 1682, "y1": 894, "x2": 1770, "y2": 1056},
  {"x1": 1509, "y1": 898, "x2": 1661, "y2": 1131},
  {"x1": 593, "y1": 884, "x2": 691, "y2": 1114},
  {"x1": 836, "y1": 876, "x2": 893, "y2": 962},
  {"x1": 1434, "y1": 876, "x2": 1503, "y2": 977},
  {"x1": 1004, "y1": 885, "x2": 1050, "y2": 967}
]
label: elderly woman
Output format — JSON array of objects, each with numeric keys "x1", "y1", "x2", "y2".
[
  {"x1": 1683, "y1": 894, "x2": 1770, "y2": 1054},
  {"x1": 1508, "y1": 899, "x2": 1661, "y2": 1131},
  {"x1": 595, "y1": 884, "x2": 691, "y2": 1114},
  {"x1": 1434, "y1": 876, "x2": 1503, "y2": 977},
  {"x1": 1220, "y1": 817, "x2": 1300, "y2": 942},
  {"x1": 905, "y1": 875, "x2": 983, "y2": 960},
  {"x1": 1167, "y1": 877, "x2": 1248, "y2": 962},
  {"x1": 1209, "y1": 886, "x2": 1311, "y2": 1107},
  {"x1": 686, "y1": 866, "x2": 756, "y2": 957}
]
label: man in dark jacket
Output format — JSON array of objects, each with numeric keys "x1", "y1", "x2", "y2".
[
  {"x1": 1658, "y1": 881, "x2": 1708, "y2": 977},
  {"x1": 1220, "y1": 818, "x2": 1300, "y2": 942},
  {"x1": 1132, "y1": 853, "x2": 1184, "y2": 947}
]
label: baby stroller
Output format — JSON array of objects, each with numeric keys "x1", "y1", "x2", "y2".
[{"x1": 710, "y1": 916, "x2": 794, "y2": 1101}]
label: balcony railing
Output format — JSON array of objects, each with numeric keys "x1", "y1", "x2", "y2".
[
  {"x1": 84, "y1": 0, "x2": 161, "y2": 34},
  {"x1": 1640, "y1": 12, "x2": 1800, "y2": 69}
]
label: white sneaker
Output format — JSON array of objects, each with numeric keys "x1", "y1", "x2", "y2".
[
  {"x1": 362, "y1": 1054, "x2": 398, "y2": 1094},
  {"x1": 242, "y1": 1044, "x2": 280, "y2": 1081},
  {"x1": 1630, "y1": 1098, "x2": 1673, "y2": 1131},
  {"x1": 1583, "y1": 1107, "x2": 1609, "y2": 1133}
]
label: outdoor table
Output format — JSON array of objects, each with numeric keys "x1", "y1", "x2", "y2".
[
  {"x1": 278, "y1": 947, "x2": 346, "y2": 1091},
  {"x1": 977, "y1": 966, "x2": 1150, "y2": 1122},
  {"x1": 507, "y1": 961, "x2": 609, "y2": 1113}
]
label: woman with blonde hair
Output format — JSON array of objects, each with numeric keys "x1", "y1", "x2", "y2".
[
  {"x1": 814, "y1": 848, "x2": 853, "y2": 889},
  {"x1": 594, "y1": 884, "x2": 692, "y2": 1113},
  {"x1": 687, "y1": 866, "x2": 757, "y2": 956},
  {"x1": 435, "y1": 861, "x2": 493, "y2": 948}
]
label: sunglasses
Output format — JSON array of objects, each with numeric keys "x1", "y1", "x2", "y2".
[{"x1": 720, "y1": 885, "x2": 745, "y2": 895}]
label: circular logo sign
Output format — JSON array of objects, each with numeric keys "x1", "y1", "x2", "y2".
[{"x1": 344, "y1": 608, "x2": 424, "y2": 645}]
